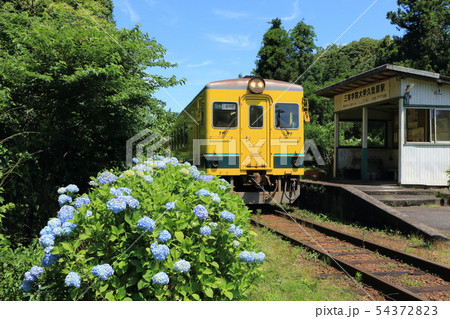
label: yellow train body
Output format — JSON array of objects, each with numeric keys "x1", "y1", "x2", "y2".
[{"x1": 171, "y1": 76, "x2": 307, "y2": 204}]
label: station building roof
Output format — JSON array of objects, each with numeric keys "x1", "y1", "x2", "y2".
[{"x1": 316, "y1": 64, "x2": 450, "y2": 98}]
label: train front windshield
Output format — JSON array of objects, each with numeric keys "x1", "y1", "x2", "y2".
[{"x1": 275, "y1": 103, "x2": 299, "y2": 129}]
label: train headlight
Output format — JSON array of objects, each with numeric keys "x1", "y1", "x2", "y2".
[
  {"x1": 211, "y1": 160, "x2": 220, "y2": 168},
  {"x1": 248, "y1": 77, "x2": 265, "y2": 94}
]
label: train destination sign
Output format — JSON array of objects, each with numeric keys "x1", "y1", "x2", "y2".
[{"x1": 335, "y1": 80, "x2": 390, "y2": 111}]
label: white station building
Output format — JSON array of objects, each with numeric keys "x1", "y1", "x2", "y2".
[{"x1": 316, "y1": 64, "x2": 450, "y2": 186}]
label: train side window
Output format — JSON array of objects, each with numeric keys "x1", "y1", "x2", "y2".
[
  {"x1": 274, "y1": 103, "x2": 299, "y2": 129},
  {"x1": 249, "y1": 105, "x2": 264, "y2": 128},
  {"x1": 212, "y1": 102, "x2": 238, "y2": 129}
]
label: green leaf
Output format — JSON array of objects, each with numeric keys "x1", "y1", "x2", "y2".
[
  {"x1": 174, "y1": 231, "x2": 184, "y2": 242},
  {"x1": 116, "y1": 287, "x2": 126, "y2": 300},
  {"x1": 105, "y1": 291, "x2": 115, "y2": 301},
  {"x1": 204, "y1": 287, "x2": 214, "y2": 298},
  {"x1": 224, "y1": 291, "x2": 233, "y2": 300}
]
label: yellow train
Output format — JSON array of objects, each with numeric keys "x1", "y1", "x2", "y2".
[{"x1": 171, "y1": 76, "x2": 309, "y2": 204}]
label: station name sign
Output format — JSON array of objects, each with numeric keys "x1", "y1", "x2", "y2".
[{"x1": 335, "y1": 80, "x2": 390, "y2": 111}]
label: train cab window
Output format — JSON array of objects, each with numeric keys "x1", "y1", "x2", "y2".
[
  {"x1": 212, "y1": 102, "x2": 238, "y2": 128},
  {"x1": 274, "y1": 103, "x2": 299, "y2": 129},
  {"x1": 249, "y1": 105, "x2": 263, "y2": 128}
]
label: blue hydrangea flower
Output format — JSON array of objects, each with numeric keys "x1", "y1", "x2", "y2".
[
  {"x1": 150, "y1": 242, "x2": 170, "y2": 261},
  {"x1": 121, "y1": 195, "x2": 139, "y2": 209},
  {"x1": 132, "y1": 158, "x2": 139, "y2": 164},
  {"x1": 85, "y1": 210, "x2": 93, "y2": 218},
  {"x1": 39, "y1": 234, "x2": 55, "y2": 247},
  {"x1": 73, "y1": 196, "x2": 90, "y2": 209},
  {"x1": 137, "y1": 216, "x2": 155, "y2": 232},
  {"x1": 52, "y1": 227, "x2": 64, "y2": 236},
  {"x1": 152, "y1": 272, "x2": 169, "y2": 285},
  {"x1": 173, "y1": 260, "x2": 191, "y2": 273},
  {"x1": 40, "y1": 226, "x2": 53, "y2": 236},
  {"x1": 210, "y1": 192, "x2": 221, "y2": 203},
  {"x1": 57, "y1": 187, "x2": 66, "y2": 194},
  {"x1": 107, "y1": 197, "x2": 127, "y2": 213},
  {"x1": 199, "y1": 174, "x2": 214, "y2": 183},
  {"x1": 41, "y1": 251, "x2": 59, "y2": 267},
  {"x1": 218, "y1": 178, "x2": 229, "y2": 186},
  {"x1": 209, "y1": 222, "x2": 218, "y2": 228},
  {"x1": 65, "y1": 272, "x2": 81, "y2": 288},
  {"x1": 158, "y1": 230, "x2": 171, "y2": 242},
  {"x1": 191, "y1": 170, "x2": 200, "y2": 180},
  {"x1": 110, "y1": 187, "x2": 132, "y2": 197},
  {"x1": 19, "y1": 280, "x2": 34, "y2": 292},
  {"x1": 98, "y1": 172, "x2": 117, "y2": 185},
  {"x1": 58, "y1": 194, "x2": 72, "y2": 206},
  {"x1": 196, "y1": 189, "x2": 211, "y2": 197},
  {"x1": 143, "y1": 175, "x2": 153, "y2": 183},
  {"x1": 239, "y1": 251, "x2": 254, "y2": 263},
  {"x1": 199, "y1": 226, "x2": 211, "y2": 236},
  {"x1": 48, "y1": 218, "x2": 62, "y2": 228},
  {"x1": 65, "y1": 184, "x2": 79, "y2": 193},
  {"x1": 165, "y1": 201, "x2": 176, "y2": 211},
  {"x1": 254, "y1": 252, "x2": 266, "y2": 263},
  {"x1": 24, "y1": 272, "x2": 35, "y2": 282},
  {"x1": 134, "y1": 164, "x2": 149, "y2": 171},
  {"x1": 156, "y1": 161, "x2": 166, "y2": 170},
  {"x1": 57, "y1": 205, "x2": 75, "y2": 222},
  {"x1": 92, "y1": 264, "x2": 114, "y2": 281},
  {"x1": 193, "y1": 204, "x2": 208, "y2": 220},
  {"x1": 228, "y1": 224, "x2": 243, "y2": 237},
  {"x1": 219, "y1": 185, "x2": 227, "y2": 190},
  {"x1": 62, "y1": 222, "x2": 77, "y2": 236},
  {"x1": 220, "y1": 211, "x2": 235, "y2": 222}
]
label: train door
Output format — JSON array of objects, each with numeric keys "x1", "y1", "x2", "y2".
[{"x1": 240, "y1": 98, "x2": 270, "y2": 170}]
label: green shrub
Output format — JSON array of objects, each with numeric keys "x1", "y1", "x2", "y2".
[{"x1": 18, "y1": 156, "x2": 264, "y2": 300}]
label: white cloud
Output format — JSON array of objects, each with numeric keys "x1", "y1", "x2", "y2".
[
  {"x1": 207, "y1": 34, "x2": 252, "y2": 49},
  {"x1": 119, "y1": 0, "x2": 140, "y2": 23},
  {"x1": 213, "y1": 9, "x2": 248, "y2": 19},
  {"x1": 282, "y1": 0, "x2": 301, "y2": 21},
  {"x1": 187, "y1": 60, "x2": 213, "y2": 68}
]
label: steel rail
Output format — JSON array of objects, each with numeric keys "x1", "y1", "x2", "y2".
[
  {"x1": 250, "y1": 214, "x2": 446, "y2": 301},
  {"x1": 271, "y1": 210, "x2": 450, "y2": 281}
]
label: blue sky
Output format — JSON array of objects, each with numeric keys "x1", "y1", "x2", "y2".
[{"x1": 112, "y1": 0, "x2": 403, "y2": 113}]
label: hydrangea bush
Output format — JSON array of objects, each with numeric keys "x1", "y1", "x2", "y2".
[{"x1": 19, "y1": 156, "x2": 264, "y2": 300}]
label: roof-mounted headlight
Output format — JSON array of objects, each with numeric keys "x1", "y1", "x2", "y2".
[{"x1": 248, "y1": 76, "x2": 265, "y2": 94}]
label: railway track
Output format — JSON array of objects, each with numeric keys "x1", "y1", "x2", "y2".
[{"x1": 250, "y1": 209, "x2": 450, "y2": 301}]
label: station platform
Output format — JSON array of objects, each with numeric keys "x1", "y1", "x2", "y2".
[{"x1": 297, "y1": 179, "x2": 450, "y2": 242}]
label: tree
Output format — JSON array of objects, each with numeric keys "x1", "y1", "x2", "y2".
[
  {"x1": 387, "y1": 0, "x2": 450, "y2": 75},
  {"x1": 289, "y1": 19, "x2": 317, "y2": 80},
  {"x1": 0, "y1": 1, "x2": 183, "y2": 241},
  {"x1": 254, "y1": 18, "x2": 295, "y2": 81}
]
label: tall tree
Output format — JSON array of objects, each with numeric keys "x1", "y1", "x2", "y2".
[
  {"x1": 289, "y1": 19, "x2": 317, "y2": 80},
  {"x1": 254, "y1": 18, "x2": 295, "y2": 81},
  {"x1": 0, "y1": 0, "x2": 182, "y2": 240},
  {"x1": 387, "y1": 0, "x2": 450, "y2": 75}
]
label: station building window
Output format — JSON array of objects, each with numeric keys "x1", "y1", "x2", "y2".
[
  {"x1": 212, "y1": 102, "x2": 238, "y2": 128},
  {"x1": 406, "y1": 108, "x2": 450, "y2": 143},
  {"x1": 339, "y1": 120, "x2": 386, "y2": 148}
]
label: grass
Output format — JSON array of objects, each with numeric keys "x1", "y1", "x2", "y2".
[{"x1": 247, "y1": 227, "x2": 365, "y2": 301}]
